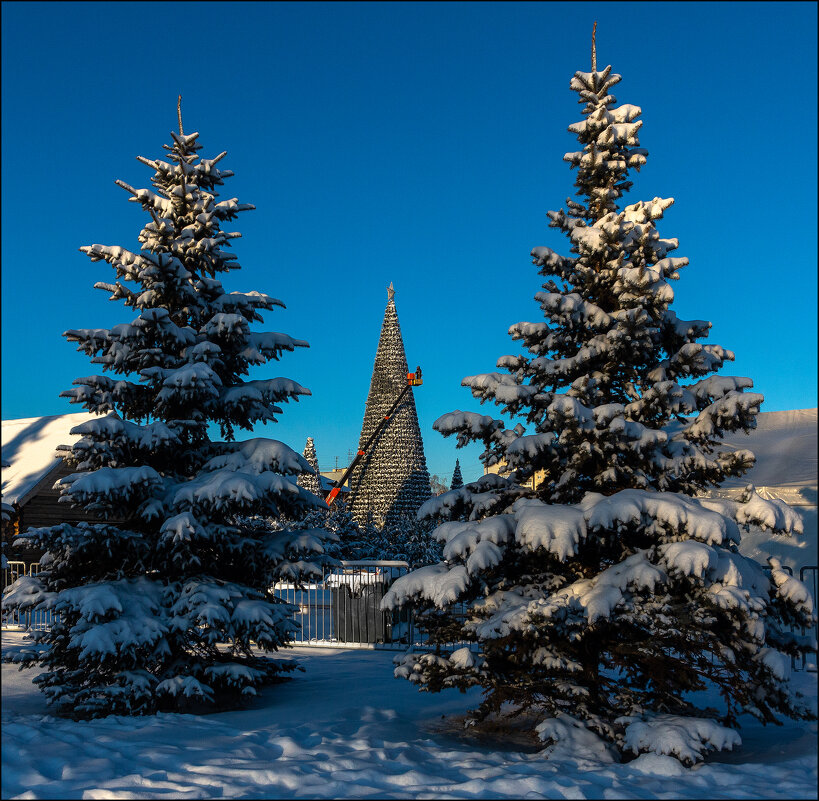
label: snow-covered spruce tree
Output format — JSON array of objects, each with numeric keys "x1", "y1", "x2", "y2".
[
  {"x1": 320, "y1": 502, "x2": 366, "y2": 560},
  {"x1": 450, "y1": 459, "x2": 464, "y2": 491},
  {"x1": 345, "y1": 514, "x2": 441, "y2": 568},
  {"x1": 383, "y1": 59, "x2": 816, "y2": 764},
  {"x1": 1, "y1": 109, "x2": 332, "y2": 719},
  {"x1": 297, "y1": 436, "x2": 323, "y2": 501},
  {"x1": 261, "y1": 502, "x2": 361, "y2": 562},
  {"x1": 385, "y1": 516, "x2": 442, "y2": 568}
]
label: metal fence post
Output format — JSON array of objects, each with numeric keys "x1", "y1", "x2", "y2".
[{"x1": 799, "y1": 566, "x2": 818, "y2": 673}]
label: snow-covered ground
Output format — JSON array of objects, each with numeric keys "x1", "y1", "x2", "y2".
[{"x1": 2, "y1": 631, "x2": 816, "y2": 799}]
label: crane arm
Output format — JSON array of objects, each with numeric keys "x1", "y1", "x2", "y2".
[{"x1": 325, "y1": 366, "x2": 422, "y2": 508}]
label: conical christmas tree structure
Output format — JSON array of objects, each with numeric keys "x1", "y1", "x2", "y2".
[
  {"x1": 348, "y1": 284, "x2": 431, "y2": 526},
  {"x1": 297, "y1": 437, "x2": 322, "y2": 499},
  {"x1": 450, "y1": 459, "x2": 464, "y2": 490}
]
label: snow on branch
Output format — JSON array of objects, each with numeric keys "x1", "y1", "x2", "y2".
[
  {"x1": 619, "y1": 714, "x2": 741, "y2": 766},
  {"x1": 58, "y1": 465, "x2": 163, "y2": 509},
  {"x1": 219, "y1": 378, "x2": 310, "y2": 410},
  {"x1": 433, "y1": 410, "x2": 508, "y2": 448},
  {"x1": 417, "y1": 473, "x2": 527, "y2": 522},
  {"x1": 202, "y1": 438, "x2": 311, "y2": 477},
  {"x1": 70, "y1": 412, "x2": 180, "y2": 450},
  {"x1": 382, "y1": 563, "x2": 470, "y2": 609},
  {"x1": 240, "y1": 331, "x2": 310, "y2": 364}
]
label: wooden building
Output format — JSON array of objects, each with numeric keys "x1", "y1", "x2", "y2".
[{"x1": 1, "y1": 412, "x2": 101, "y2": 564}]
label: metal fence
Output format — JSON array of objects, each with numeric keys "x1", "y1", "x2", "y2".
[
  {"x1": 1, "y1": 559, "x2": 417, "y2": 649},
  {"x1": 757, "y1": 563, "x2": 818, "y2": 673},
  {"x1": 1, "y1": 561, "x2": 55, "y2": 630},
  {"x1": 3, "y1": 559, "x2": 818, "y2": 670},
  {"x1": 272, "y1": 560, "x2": 414, "y2": 650}
]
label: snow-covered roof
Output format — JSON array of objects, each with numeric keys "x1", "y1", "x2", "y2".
[
  {"x1": 1, "y1": 412, "x2": 99, "y2": 506},
  {"x1": 714, "y1": 408, "x2": 817, "y2": 505},
  {"x1": 0, "y1": 411, "x2": 350, "y2": 507},
  {"x1": 319, "y1": 474, "x2": 348, "y2": 493}
]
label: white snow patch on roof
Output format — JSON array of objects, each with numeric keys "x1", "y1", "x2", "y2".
[
  {"x1": 706, "y1": 409, "x2": 817, "y2": 571},
  {"x1": 718, "y1": 408, "x2": 816, "y2": 497},
  {"x1": 1, "y1": 412, "x2": 100, "y2": 505}
]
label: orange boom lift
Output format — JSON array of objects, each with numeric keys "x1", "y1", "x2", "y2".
[{"x1": 325, "y1": 366, "x2": 423, "y2": 508}]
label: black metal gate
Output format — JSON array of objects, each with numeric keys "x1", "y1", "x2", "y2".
[{"x1": 272, "y1": 560, "x2": 414, "y2": 649}]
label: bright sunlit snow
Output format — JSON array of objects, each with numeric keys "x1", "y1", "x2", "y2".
[{"x1": 2, "y1": 631, "x2": 816, "y2": 799}]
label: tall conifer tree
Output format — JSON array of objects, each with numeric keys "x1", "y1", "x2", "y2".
[
  {"x1": 385, "y1": 46, "x2": 815, "y2": 764},
  {"x1": 3, "y1": 105, "x2": 331, "y2": 719}
]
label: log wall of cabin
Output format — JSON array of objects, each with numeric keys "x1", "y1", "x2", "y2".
[{"x1": 12, "y1": 461, "x2": 123, "y2": 563}]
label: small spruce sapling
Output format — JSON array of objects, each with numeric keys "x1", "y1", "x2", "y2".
[
  {"x1": 296, "y1": 436, "x2": 323, "y2": 507},
  {"x1": 450, "y1": 459, "x2": 464, "y2": 490}
]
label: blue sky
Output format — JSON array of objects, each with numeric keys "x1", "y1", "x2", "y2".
[{"x1": 2, "y1": 2, "x2": 816, "y2": 484}]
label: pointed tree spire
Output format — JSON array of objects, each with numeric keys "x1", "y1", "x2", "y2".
[
  {"x1": 297, "y1": 436, "x2": 323, "y2": 499},
  {"x1": 591, "y1": 21, "x2": 597, "y2": 72},
  {"x1": 348, "y1": 289, "x2": 431, "y2": 526},
  {"x1": 450, "y1": 458, "x2": 464, "y2": 490}
]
